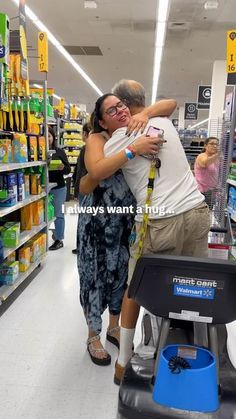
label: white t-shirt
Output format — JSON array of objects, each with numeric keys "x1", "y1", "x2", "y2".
[{"x1": 104, "y1": 117, "x2": 204, "y2": 221}]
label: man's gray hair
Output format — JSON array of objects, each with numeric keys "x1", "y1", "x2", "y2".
[{"x1": 112, "y1": 79, "x2": 145, "y2": 108}]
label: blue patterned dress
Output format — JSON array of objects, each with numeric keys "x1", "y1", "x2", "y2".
[{"x1": 77, "y1": 170, "x2": 135, "y2": 334}]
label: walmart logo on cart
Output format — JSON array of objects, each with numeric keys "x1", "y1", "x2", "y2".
[{"x1": 174, "y1": 285, "x2": 215, "y2": 300}]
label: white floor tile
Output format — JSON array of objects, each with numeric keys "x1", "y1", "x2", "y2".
[{"x1": 0, "y1": 214, "x2": 123, "y2": 419}]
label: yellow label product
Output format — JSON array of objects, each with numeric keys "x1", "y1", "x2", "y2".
[
  {"x1": 28, "y1": 136, "x2": 38, "y2": 161},
  {"x1": 19, "y1": 246, "x2": 31, "y2": 272},
  {"x1": 30, "y1": 174, "x2": 42, "y2": 195},
  {"x1": 20, "y1": 203, "x2": 33, "y2": 230},
  {"x1": 37, "y1": 136, "x2": 46, "y2": 161},
  {"x1": 12, "y1": 134, "x2": 28, "y2": 163},
  {"x1": 32, "y1": 199, "x2": 44, "y2": 226},
  {"x1": 0, "y1": 139, "x2": 12, "y2": 163}
]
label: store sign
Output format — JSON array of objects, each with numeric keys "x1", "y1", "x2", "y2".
[
  {"x1": 19, "y1": 0, "x2": 29, "y2": 80},
  {"x1": 38, "y1": 32, "x2": 48, "y2": 72},
  {"x1": 227, "y1": 30, "x2": 236, "y2": 73},
  {"x1": 197, "y1": 86, "x2": 211, "y2": 109},
  {"x1": 184, "y1": 103, "x2": 198, "y2": 120}
]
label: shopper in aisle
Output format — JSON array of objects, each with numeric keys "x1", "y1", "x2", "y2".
[
  {"x1": 83, "y1": 80, "x2": 210, "y2": 382},
  {"x1": 48, "y1": 126, "x2": 71, "y2": 250},
  {"x1": 72, "y1": 122, "x2": 91, "y2": 255},
  {"x1": 78, "y1": 94, "x2": 177, "y2": 366},
  {"x1": 194, "y1": 137, "x2": 220, "y2": 209}
]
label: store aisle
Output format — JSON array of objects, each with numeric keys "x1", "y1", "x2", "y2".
[{"x1": 0, "y1": 213, "x2": 126, "y2": 419}]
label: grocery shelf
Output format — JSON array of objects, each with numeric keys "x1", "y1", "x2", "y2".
[
  {"x1": 0, "y1": 254, "x2": 46, "y2": 304},
  {"x1": 0, "y1": 161, "x2": 47, "y2": 173},
  {"x1": 3, "y1": 222, "x2": 47, "y2": 260},
  {"x1": 48, "y1": 216, "x2": 56, "y2": 226},
  {"x1": 227, "y1": 179, "x2": 236, "y2": 187},
  {"x1": 0, "y1": 192, "x2": 47, "y2": 217}
]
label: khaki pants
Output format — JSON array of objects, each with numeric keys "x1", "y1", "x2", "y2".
[{"x1": 128, "y1": 203, "x2": 210, "y2": 284}]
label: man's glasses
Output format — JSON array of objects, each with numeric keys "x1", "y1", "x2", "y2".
[{"x1": 105, "y1": 101, "x2": 127, "y2": 117}]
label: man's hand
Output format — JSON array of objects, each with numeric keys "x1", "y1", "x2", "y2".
[
  {"x1": 126, "y1": 113, "x2": 149, "y2": 136},
  {"x1": 133, "y1": 135, "x2": 166, "y2": 156}
]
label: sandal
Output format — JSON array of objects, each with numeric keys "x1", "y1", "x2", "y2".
[
  {"x1": 106, "y1": 326, "x2": 120, "y2": 349},
  {"x1": 87, "y1": 335, "x2": 111, "y2": 366}
]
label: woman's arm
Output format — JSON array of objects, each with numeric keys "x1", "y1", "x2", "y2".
[
  {"x1": 196, "y1": 152, "x2": 219, "y2": 168},
  {"x1": 79, "y1": 174, "x2": 99, "y2": 195},
  {"x1": 126, "y1": 99, "x2": 177, "y2": 134},
  {"x1": 85, "y1": 133, "x2": 164, "y2": 181}
]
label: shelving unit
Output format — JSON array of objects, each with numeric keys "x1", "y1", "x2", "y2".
[
  {"x1": 0, "y1": 79, "x2": 50, "y2": 303},
  {"x1": 0, "y1": 254, "x2": 46, "y2": 304},
  {"x1": 58, "y1": 118, "x2": 85, "y2": 198}
]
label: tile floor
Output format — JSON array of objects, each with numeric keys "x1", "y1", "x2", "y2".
[
  {"x1": 0, "y1": 212, "x2": 143, "y2": 419},
  {"x1": 0, "y1": 211, "x2": 236, "y2": 419}
]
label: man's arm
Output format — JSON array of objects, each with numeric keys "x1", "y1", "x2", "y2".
[{"x1": 126, "y1": 99, "x2": 177, "y2": 134}]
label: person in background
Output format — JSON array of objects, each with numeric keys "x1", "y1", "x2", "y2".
[
  {"x1": 48, "y1": 126, "x2": 71, "y2": 250},
  {"x1": 194, "y1": 137, "x2": 220, "y2": 209},
  {"x1": 72, "y1": 122, "x2": 91, "y2": 254}
]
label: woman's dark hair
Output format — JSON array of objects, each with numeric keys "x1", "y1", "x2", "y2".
[
  {"x1": 83, "y1": 122, "x2": 90, "y2": 135},
  {"x1": 203, "y1": 136, "x2": 219, "y2": 151},
  {"x1": 93, "y1": 93, "x2": 120, "y2": 133},
  {"x1": 48, "y1": 126, "x2": 57, "y2": 149}
]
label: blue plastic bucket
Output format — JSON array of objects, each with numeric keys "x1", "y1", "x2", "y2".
[{"x1": 153, "y1": 344, "x2": 219, "y2": 412}]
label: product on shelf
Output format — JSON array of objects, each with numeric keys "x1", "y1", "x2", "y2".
[
  {"x1": 0, "y1": 221, "x2": 20, "y2": 247},
  {"x1": 0, "y1": 172, "x2": 18, "y2": 206},
  {"x1": 24, "y1": 174, "x2": 30, "y2": 197},
  {"x1": 0, "y1": 237, "x2": 4, "y2": 263},
  {"x1": 0, "y1": 139, "x2": 12, "y2": 163},
  {"x1": 37, "y1": 136, "x2": 46, "y2": 161},
  {"x1": 48, "y1": 193, "x2": 55, "y2": 220},
  {"x1": 20, "y1": 203, "x2": 33, "y2": 231},
  {"x1": 28, "y1": 238, "x2": 40, "y2": 263},
  {"x1": 16, "y1": 172, "x2": 26, "y2": 201},
  {"x1": 32, "y1": 199, "x2": 44, "y2": 225},
  {"x1": 6, "y1": 251, "x2": 16, "y2": 262},
  {"x1": 30, "y1": 173, "x2": 42, "y2": 195},
  {"x1": 64, "y1": 122, "x2": 82, "y2": 131},
  {"x1": 28, "y1": 136, "x2": 38, "y2": 161},
  {"x1": 12, "y1": 134, "x2": 28, "y2": 163},
  {"x1": 19, "y1": 246, "x2": 31, "y2": 272},
  {"x1": 0, "y1": 260, "x2": 19, "y2": 285}
]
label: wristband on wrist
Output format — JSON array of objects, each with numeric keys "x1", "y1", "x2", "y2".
[
  {"x1": 125, "y1": 148, "x2": 135, "y2": 160},
  {"x1": 127, "y1": 144, "x2": 137, "y2": 156}
]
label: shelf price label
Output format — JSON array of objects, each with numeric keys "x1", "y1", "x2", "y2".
[
  {"x1": 38, "y1": 32, "x2": 48, "y2": 72},
  {"x1": 227, "y1": 30, "x2": 236, "y2": 73}
]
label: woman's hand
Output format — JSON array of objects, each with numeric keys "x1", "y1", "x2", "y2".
[
  {"x1": 126, "y1": 112, "x2": 149, "y2": 136},
  {"x1": 133, "y1": 135, "x2": 166, "y2": 156},
  {"x1": 58, "y1": 163, "x2": 64, "y2": 170}
]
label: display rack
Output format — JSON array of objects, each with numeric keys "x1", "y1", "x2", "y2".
[
  {"x1": 0, "y1": 79, "x2": 50, "y2": 305},
  {"x1": 58, "y1": 118, "x2": 85, "y2": 198},
  {"x1": 178, "y1": 128, "x2": 207, "y2": 170}
]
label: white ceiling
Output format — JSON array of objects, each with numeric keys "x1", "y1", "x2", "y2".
[{"x1": 1, "y1": 0, "x2": 236, "y2": 121}]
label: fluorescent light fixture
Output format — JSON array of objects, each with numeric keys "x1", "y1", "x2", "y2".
[
  {"x1": 151, "y1": 0, "x2": 171, "y2": 104},
  {"x1": 191, "y1": 118, "x2": 209, "y2": 129},
  {"x1": 204, "y1": 1, "x2": 219, "y2": 10},
  {"x1": 84, "y1": 1, "x2": 97, "y2": 9},
  {"x1": 11, "y1": 0, "x2": 103, "y2": 97},
  {"x1": 33, "y1": 83, "x2": 42, "y2": 89}
]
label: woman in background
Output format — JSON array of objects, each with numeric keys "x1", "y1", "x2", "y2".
[
  {"x1": 48, "y1": 126, "x2": 71, "y2": 250},
  {"x1": 194, "y1": 137, "x2": 220, "y2": 209}
]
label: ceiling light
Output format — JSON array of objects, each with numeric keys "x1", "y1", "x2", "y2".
[
  {"x1": 84, "y1": 1, "x2": 97, "y2": 9},
  {"x1": 11, "y1": 0, "x2": 103, "y2": 97},
  {"x1": 204, "y1": 1, "x2": 219, "y2": 10},
  {"x1": 151, "y1": 0, "x2": 171, "y2": 104}
]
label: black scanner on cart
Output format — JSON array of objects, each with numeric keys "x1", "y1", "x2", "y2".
[{"x1": 119, "y1": 255, "x2": 236, "y2": 419}]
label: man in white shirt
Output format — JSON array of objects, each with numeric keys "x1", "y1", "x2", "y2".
[{"x1": 104, "y1": 79, "x2": 210, "y2": 385}]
